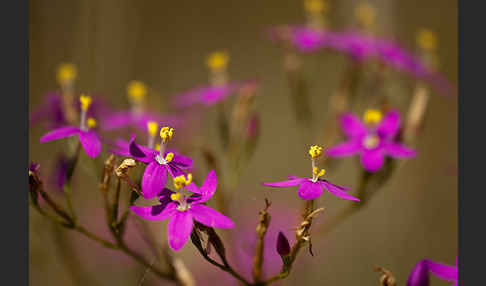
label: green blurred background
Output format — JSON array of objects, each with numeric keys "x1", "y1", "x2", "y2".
[{"x1": 29, "y1": 0, "x2": 457, "y2": 285}]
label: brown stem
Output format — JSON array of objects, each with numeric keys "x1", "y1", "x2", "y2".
[
  {"x1": 264, "y1": 200, "x2": 323, "y2": 285},
  {"x1": 252, "y1": 199, "x2": 271, "y2": 283}
]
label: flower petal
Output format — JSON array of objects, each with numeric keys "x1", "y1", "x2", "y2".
[
  {"x1": 385, "y1": 143, "x2": 416, "y2": 158},
  {"x1": 262, "y1": 177, "x2": 307, "y2": 188},
  {"x1": 360, "y1": 149, "x2": 385, "y2": 172},
  {"x1": 376, "y1": 110, "x2": 401, "y2": 139},
  {"x1": 197, "y1": 170, "x2": 217, "y2": 203},
  {"x1": 339, "y1": 113, "x2": 367, "y2": 138},
  {"x1": 78, "y1": 130, "x2": 102, "y2": 158},
  {"x1": 141, "y1": 162, "x2": 168, "y2": 199},
  {"x1": 425, "y1": 260, "x2": 458, "y2": 282},
  {"x1": 129, "y1": 202, "x2": 177, "y2": 221},
  {"x1": 407, "y1": 260, "x2": 430, "y2": 286},
  {"x1": 168, "y1": 211, "x2": 193, "y2": 251},
  {"x1": 100, "y1": 111, "x2": 133, "y2": 130},
  {"x1": 170, "y1": 152, "x2": 193, "y2": 169},
  {"x1": 326, "y1": 140, "x2": 361, "y2": 157},
  {"x1": 190, "y1": 204, "x2": 234, "y2": 228},
  {"x1": 297, "y1": 181, "x2": 323, "y2": 200},
  {"x1": 40, "y1": 126, "x2": 80, "y2": 143},
  {"x1": 319, "y1": 180, "x2": 359, "y2": 202}
]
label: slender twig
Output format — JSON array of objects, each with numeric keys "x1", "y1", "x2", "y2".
[{"x1": 252, "y1": 199, "x2": 271, "y2": 284}]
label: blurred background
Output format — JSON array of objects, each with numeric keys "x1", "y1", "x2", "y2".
[{"x1": 29, "y1": 0, "x2": 457, "y2": 285}]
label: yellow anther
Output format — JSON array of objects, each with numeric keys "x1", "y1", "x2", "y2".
[
  {"x1": 173, "y1": 174, "x2": 192, "y2": 190},
  {"x1": 127, "y1": 80, "x2": 147, "y2": 101},
  {"x1": 154, "y1": 144, "x2": 161, "y2": 151},
  {"x1": 309, "y1": 145, "x2": 323, "y2": 159},
  {"x1": 56, "y1": 63, "x2": 77, "y2": 85},
  {"x1": 363, "y1": 109, "x2": 382, "y2": 124},
  {"x1": 170, "y1": 192, "x2": 181, "y2": 201},
  {"x1": 147, "y1": 121, "x2": 158, "y2": 137},
  {"x1": 164, "y1": 152, "x2": 174, "y2": 163},
  {"x1": 87, "y1": 118, "x2": 97, "y2": 128},
  {"x1": 355, "y1": 2, "x2": 376, "y2": 28},
  {"x1": 79, "y1": 95, "x2": 92, "y2": 111},
  {"x1": 416, "y1": 28, "x2": 438, "y2": 52},
  {"x1": 313, "y1": 167, "x2": 326, "y2": 177},
  {"x1": 206, "y1": 51, "x2": 229, "y2": 71},
  {"x1": 160, "y1": 126, "x2": 174, "y2": 143},
  {"x1": 304, "y1": 0, "x2": 328, "y2": 14}
]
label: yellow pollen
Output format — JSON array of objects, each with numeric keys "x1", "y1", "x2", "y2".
[
  {"x1": 206, "y1": 51, "x2": 229, "y2": 71},
  {"x1": 170, "y1": 192, "x2": 181, "y2": 202},
  {"x1": 79, "y1": 95, "x2": 92, "y2": 111},
  {"x1": 127, "y1": 80, "x2": 147, "y2": 101},
  {"x1": 363, "y1": 109, "x2": 382, "y2": 124},
  {"x1": 313, "y1": 167, "x2": 326, "y2": 177},
  {"x1": 416, "y1": 28, "x2": 438, "y2": 52},
  {"x1": 147, "y1": 121, "x2": 158, "y2": 137},
  {"x1": 160, "y1": 126, "x2": 174, "y2": 143},
  {"x1": 355, "y1": 2, "x2": 376, "y2": 28},
  {"x1": 87, "y1": 118, "x2": 97, "y2": 128},
  {"x1": 164, "y1": 152, "x2": 174, "y2": 163},
  {"x1": 56, "y1": 63, "x2": 77, "y2": 85},
  {"x1": 309, "y1": 145, "x2": 323, "y2": 159},
  {"x1": 154, "y1": 144, "x2": 161, "y2": 151},
  {"x1": 304, "y1": 0, "x2": 328, "y2": 14},
  {"x1": 173, "y1": 174, "x2": 192, "y2": 190}
]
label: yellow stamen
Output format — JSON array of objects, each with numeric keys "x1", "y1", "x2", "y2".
[
  {"x1": 79, "y1": 95, "x2": 92, "y2": 111},
  {"x1": 355, "y1": 2, "x2": 376, "y2": 28},
  {"x1": 170, "y1": 192, "x2": 181, "y2": 202},
  {"x1": 313, "y1": 167, "x2": 326, "y2": 177},
  {"x1": 416, "y1": 28, "x2": 438, "y2": 52},
  {"x1": 206, "y1": 51, "x2": 229, "y2": 71},
  {"x1": 147, "y1": 121, "x2": 158, "y2": 137},
  {"x1": 127, "y1": 80, "x2": 147, "y2": 101},
  {"x1": 164, "y1": 152, "x2": 174, "y2": 163},
  {"x1": 87, "y1": 118, "x2": 97, "y2": 128},
  {"x1": 304, "y1": 0, "x2": 328, "y2": 14},
  {"x1": 309, "y1": 145, "x2": 323, "y2": 159},
  {"x1": 56, "y1": 63, "x2": 77, "y2": 86},
  {"x1": 154, "y1": 144, "x2": 161, "y2": 151},
  {"x1": 160, "y1": 126, "x2": 174, "y2": 143},
  {"x1": 173, "y1": 174, "x2": 192, "y2": 190},
  {"x1": 363, "y1": 109, "x2": 382, "y2": 124}
]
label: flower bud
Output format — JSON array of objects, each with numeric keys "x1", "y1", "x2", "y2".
[{"x1": 276, "y1": 231, "x2": 291, "y2": 256}]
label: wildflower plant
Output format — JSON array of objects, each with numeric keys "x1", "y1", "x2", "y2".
[{"x1": 29, "y1": 2, "x2": 456, "y2": 285}]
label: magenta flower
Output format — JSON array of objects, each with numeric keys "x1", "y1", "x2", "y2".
[
  {"x1": 326, "y1": 109, "x2": 416, "y2": 172},
  {"x1": 407, "y1": 258, "x2": 458, "y2": 286},
  {"x1": 114, "y1": 130, "x2": 193, "y2": 199},
  {"x1": 30, "y1": 91, "x2": 111, "y2": 129},
  {"x1": 100, "y1": 110, "x2": 181, "y2": 132},
  {"x1": 173, "y1": 82, "x2": 251, "y2": 109},
  {"x1": 263, "y1": 145, "x2": 359, "y2": 201},
  {"x1": 130, "y1": 170, "x2": 234, "y2": 251},
  {"x1": 40, "y1": 96, "x2": 102, "y2": 158},
  {"x1": 263, "y1": 175, "x2": 358, "y2": 201}
]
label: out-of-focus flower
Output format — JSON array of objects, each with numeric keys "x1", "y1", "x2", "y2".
[
  {"x1": 30, "y1": 92, "x2": 109, "y2": 129},
  {"x1": 263, "y1": 145, "x2": 358, "y2": 201},
  {"x1": 327, "y1": 109, "x2": 416, "y2": 172},
  {"x1": 40, "y1": 95, "x2": 102, "y2": 158},
  {"x1": 113, "y1": 127, "x2": 192, "y2": 199},
  {"x1": 407, "y1": 258, "x2": 458, "y2": 286},
  {"x1": 56, "y1": 63, "x2": 77, "y2": 87},
  {"x1": 101, "y1": 80, "x2": 182, "y2": 132},
  {"x1": 48, "y1": 154, "x2": 69, "y2": 191},
  {"x1": 130, "y1": 170, "x2": 234, "y2": 251}
]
